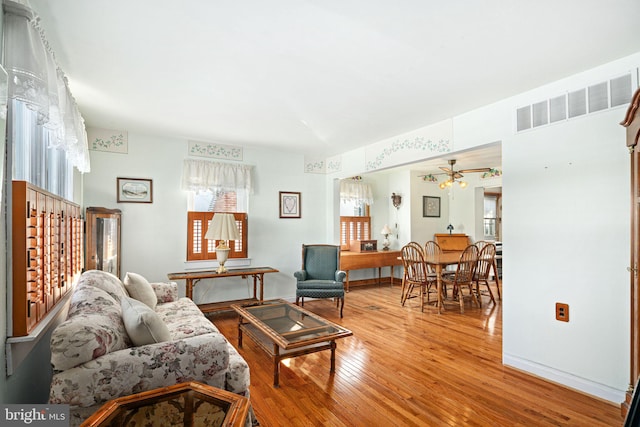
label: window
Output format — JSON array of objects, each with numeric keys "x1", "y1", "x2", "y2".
[
  {"x1": 340, "y1": 216, "x2": 371, "y2": 250},
  {"x1": 484, "y1": 194, "x2": 498, "y2": 240},
  {"x1": 11, "y1": 100, "x2": 76, "y2": 199},
  {"x1": 187, "y1": 212, "x2": 247, "y2": 261},
  {"x1": 181, "y1": 160, "x2": 253, "y2": 262},
  {"x1": 339, "y1": 178, "x2": 373, "y2": 250}
]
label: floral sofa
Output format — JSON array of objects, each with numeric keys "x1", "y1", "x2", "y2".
[{"x1": 48, "y1": 270, "x2": 253, "y2": 426}]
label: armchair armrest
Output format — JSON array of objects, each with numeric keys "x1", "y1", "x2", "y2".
[
  {"x1": 293, "y1": 270, "x2": 307, "y2": 281},
  {"x1": 335, "y1": 270, "x2": 346, "y2": 283},
  {"x1": 150, "y1": 281, "x2": 178, "y2": 303}
]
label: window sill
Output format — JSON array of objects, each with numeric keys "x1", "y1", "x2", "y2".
[{"x1": 6, "y1": 290, "x2": 73, "y2": 375}]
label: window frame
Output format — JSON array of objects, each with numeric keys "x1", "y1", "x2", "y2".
[
  {"x1": 187, "y1": 212, "x2": 248, "y2": 261},
  {"x1": 340, "y1": 216, "x2": 371, "y2": 250}
]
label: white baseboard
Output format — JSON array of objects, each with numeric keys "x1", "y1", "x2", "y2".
[{"x1": 503, "y1": 353, "x2": 626, "y2": 404}]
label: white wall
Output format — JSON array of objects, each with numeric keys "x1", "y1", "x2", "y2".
[
  {"x1": 502, "y1": 110, "x2": 629, "y2": 401},
  {"x1": 409, "y1": 171, "x2": 450, "y2": 244},
  {"x1": 82, "y1": 134, "x2": 327, "y2": 304},
  {"x1": 322, "y1": 51, "x2": 638, "y2": 403}
]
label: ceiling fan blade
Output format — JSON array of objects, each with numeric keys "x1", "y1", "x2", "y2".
[
  {"x1": 453, "y1": 172, "x2": 464, "y2": 179},
  {"x1": 439, "y1": 167, "x2": 453, "y2": 173},
  {"x1": 459, "y1": 167, "x2": 492, "y2": 173}
]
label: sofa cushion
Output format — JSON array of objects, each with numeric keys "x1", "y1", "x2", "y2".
[
  {"x1": 121, "y1": 297, "x2": 171, "y2": 346},
  {"x1": 155, "y1": 298, "x2": 219, "y2": 339},
  {"x1": 124, "y1": 272, "x2": 157, "y2": 309},
  {"x1": 51, "y1": 285, "x2": 130, "y2": 371},
  {"x1": 80, "y1": 269, "x2": 128, "y2": 302}
]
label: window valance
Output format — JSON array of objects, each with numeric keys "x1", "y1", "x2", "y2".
[
  {"x1": 340, "y1": 178, "x2": 373, "y2": 205},
  {"x1": 181, "y1": 159, "x2": 253, "y2": 193},
  {"x1": 4, "y1": 0, "x2": 90, "y2": 173}
]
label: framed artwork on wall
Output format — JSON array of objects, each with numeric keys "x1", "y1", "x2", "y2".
[
  {"x1": 423, "y1": 196, "x2": 440, "y2": 218},
  {"x1": 279, "y1": 191, "x2": 301, "y2": 218},
  {"x1": 117, "y1": 177, "x2": 153, "y2": 203}
]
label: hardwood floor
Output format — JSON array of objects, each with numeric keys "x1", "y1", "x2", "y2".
[{"x1": 212, "y1": 284, "x2": 621, "y2": 426}]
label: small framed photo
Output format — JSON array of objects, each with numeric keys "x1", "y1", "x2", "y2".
[
  {"x1": 279, "y1": 191, "x2": 301, "y2": 218},
  {"x1": 117, "y1": 178, "x2": 153, "y2": 203},
  {"x1": 423, "y1": 196, "x2": 440, "y2": 218}
]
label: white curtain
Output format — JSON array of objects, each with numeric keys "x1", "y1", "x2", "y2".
[
  {"x1": 182, "y1": 159, "x2": 253, "y2": 193},
  {"x1": 340, "y1": 178, "x2": 373, "y2": 205},
  {"x1": 4, "y1": 0, "x2": 90, "y2": 174}
]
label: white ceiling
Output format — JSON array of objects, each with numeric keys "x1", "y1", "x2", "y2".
[{"x1": 28, "y1": 0, "x2": 640, "y2": 166}]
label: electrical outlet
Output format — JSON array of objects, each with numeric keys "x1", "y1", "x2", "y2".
[{"x1": 556, "y1": 303, "x2": 569, "y2": 322}]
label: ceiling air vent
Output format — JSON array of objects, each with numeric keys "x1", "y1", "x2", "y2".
[
  {"x1": 610, "y1": 74, "x2": 632, "y2": 107},
  {"x1": 588, "y1": 82, "x2": 608, "y2": 113},
  {"x1": 568, "y1": 89, "x2": 587, "y2": 118},
  {"x1": 516, "y1": 105, "x2": 532, "y2": 131},
  {"x1": 549, "y1": 94, "x2": 567, "y2": 123},
  {"x1": 532, "y1": 101, "x2": 548, "y2": 127}
]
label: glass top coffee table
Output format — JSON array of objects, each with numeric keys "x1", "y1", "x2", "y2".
[
  {"x1": 81, "y1": 381, "x2": 249, "y2": 427},
  {"x1": 231, "y1": 300, "x2": 353, "y2": 387}
]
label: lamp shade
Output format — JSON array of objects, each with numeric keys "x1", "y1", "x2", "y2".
[
  {"x1": 381, "y1": 224, "x2": 392, "y2": 235},
  {"x1": 205, "y1": 213, "x2": 240, "y2": 241}
]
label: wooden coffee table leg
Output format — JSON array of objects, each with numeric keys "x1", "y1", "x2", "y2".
[
  {"x1": 330, "y1": 341, "x2": 336, "y2": 373},
  {"x1": 273, "y1": 344, "x2": 280, "y2": 388},
  {"x1": 237, "y1": 317, "x2": 243, "y2": 348}
]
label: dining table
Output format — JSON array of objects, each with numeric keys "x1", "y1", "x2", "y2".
[{"x1": 424, "y1": 251, "x2": 463, "y2": 314}]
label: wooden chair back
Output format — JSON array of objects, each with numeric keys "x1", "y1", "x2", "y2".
[
  {"x1": 424, "y1": 240, "x2": 442, "y2": 274},
  {"x1": 476, "y1": 243, "x2": 496, "y2": 281},
  {"x1": 453, "y1": 244, "x2": 479, "y2": 283},
  {"x1": 401, "y1": 242, "x2": 428, "y2": 283}
]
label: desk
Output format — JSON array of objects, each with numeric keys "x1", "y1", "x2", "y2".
[
  {"x1": 340, "y1": 250, "x2": 402, "y2": 292},
  {"x1": 167, "y1": 267, "x2": 279, "y2": 314},
  {"x1": 425, "y1": 252, "x2": 462, "y2": 314}
]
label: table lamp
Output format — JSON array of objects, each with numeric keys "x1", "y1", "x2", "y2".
[
  {"x1": 205, "y1": 213, "x2": 240, "y2": 273},
  {"x1": 381, "y1": 224, "x2": 392, "y2": 251}
]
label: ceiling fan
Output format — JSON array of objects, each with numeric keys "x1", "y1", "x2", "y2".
[{"x1": 420, "y1": 159, "x2": 492, "y2": 189}]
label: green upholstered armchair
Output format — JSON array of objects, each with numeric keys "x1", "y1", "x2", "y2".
[{"x1": 293, "y1": 244, "x2": 346, "y2": 317}]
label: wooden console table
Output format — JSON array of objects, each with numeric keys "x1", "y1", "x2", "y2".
[
  {"x1": 340, "y1": 250, "x2": 402, "y2": 292},
  {"x1": 167, "y1": 267, "x2": 279, "y2": 314}
]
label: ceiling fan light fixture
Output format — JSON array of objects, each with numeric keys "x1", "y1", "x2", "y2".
[{"x1": 459, "y1": 181, "x2": 467, "y2": 188}]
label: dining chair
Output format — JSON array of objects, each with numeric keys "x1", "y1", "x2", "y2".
[
  {"x1": 475, "y1": 240, "x2": 490, "y2": 253},
  {"x1": 424, "y1": 240, "x2": 447, "y2": 299},
  {"x1": 400, "y1": 242, "x2": 437, "y2": 311},
  {"x1": 441, "y1": 244, "x2": 480, "y2": 314},
  {"x1": 474, "y1": 243, "x2": 497, "y2": 307}
]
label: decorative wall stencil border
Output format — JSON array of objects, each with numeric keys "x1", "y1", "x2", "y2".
[
  {"x1": 87, "y1": 128, "x2": 128, "y2": 153},
  {"x1": 366, "y1": 137, "x2": 451, "y2": 171},
  {"x1": 188, "y1": 140, "x2": 243, "y2": 161},
  {"x1": 327, "y1": 155, "x2": 342, "y2": 173},
  {"x1": 304, "y1": 160, "x2": 325, "y2": 174}
]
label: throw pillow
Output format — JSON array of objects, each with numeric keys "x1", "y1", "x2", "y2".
[
  {"x1": 123, "y1": 272, "x2": 157, "y2": 309},
  {"x1": 121, "y1": 296, "x2": 171, "y2": 346}
]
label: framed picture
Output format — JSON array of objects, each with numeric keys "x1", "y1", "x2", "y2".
[
  {"x1": 423, "y1": 196, "x2": 440, "y2": 217},
  {"x1": 117, "y1": 177, "x2": 153, "y2": 203},
  {"x1": 279, "y1": 191, "x2": 301, "y2": 218}
]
